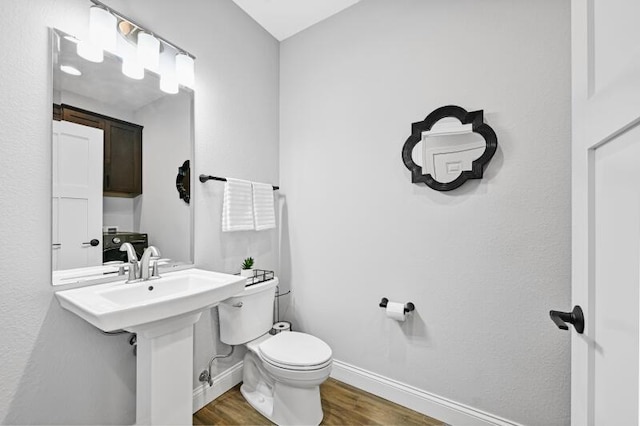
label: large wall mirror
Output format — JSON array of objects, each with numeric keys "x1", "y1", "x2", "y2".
[{"x1": 51, "y1": 28, "x2": 194, "y2": 285}]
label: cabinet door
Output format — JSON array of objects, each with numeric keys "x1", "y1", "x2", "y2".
[{"x1": 104, "y1": 120, "x2": 142, "y2": 196}]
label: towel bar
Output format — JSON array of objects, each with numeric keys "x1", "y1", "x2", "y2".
[{"x1": 199, "y1": 174, "x2": 279, "y2": 190}]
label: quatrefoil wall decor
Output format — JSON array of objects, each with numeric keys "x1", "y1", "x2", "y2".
[{"x1": 401, "y1": 105, "x2": 498, "y2": 191}]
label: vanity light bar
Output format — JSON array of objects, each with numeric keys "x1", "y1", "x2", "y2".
[{"x1": 88, "y1": 0, "x2": 196, "y2": 60}]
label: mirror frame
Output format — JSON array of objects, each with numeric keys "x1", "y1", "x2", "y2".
[{"x1": 401, "y1": 105, "x2": 498, "y2": 191}]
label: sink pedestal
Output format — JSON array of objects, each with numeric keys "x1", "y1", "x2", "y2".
[
  {"x1": 55, "y1": 268, "x2": 247, "y2": 425},
  {"x1": 129, "y1": 312, "x2": 202, "y2": 425}
]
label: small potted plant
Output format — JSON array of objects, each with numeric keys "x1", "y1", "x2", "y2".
[{"x1": 240, "y1": 257, "x2": 254, "y2": 278}]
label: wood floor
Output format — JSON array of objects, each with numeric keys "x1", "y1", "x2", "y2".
[{"x1": 193, "y1": 378, "x2": 445, "y2": 425}]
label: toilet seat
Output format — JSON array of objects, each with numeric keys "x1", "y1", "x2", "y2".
[
  {"x1": 258, "y1": 331, "x2": 332, "y2": 371},
  {"x1": 262, "y1": 355, "x2": 333, "y2": 371}
]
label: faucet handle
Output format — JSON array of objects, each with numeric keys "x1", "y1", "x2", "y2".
[
  {"x1": 150, "y1": 256, "x2": 162, "y2": 279},
  {"x1": 126, "y1": 259, "x2": 139, "y2": 282},
  {"x1": 140, "y1": 246, "x2": 162, "y2": 281}
]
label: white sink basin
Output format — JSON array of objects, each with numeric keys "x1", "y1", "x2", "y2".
[{"x1": 56, "y1": 268, "x2": 246, "y2": 332}]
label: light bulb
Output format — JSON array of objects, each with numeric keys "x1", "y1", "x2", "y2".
[
  {"x1": 160, "y1": 75, "x2": 179, "y2": 94},
  {"x1": 175, "y1": 53, "x2": 194, "y2": 88},
  {"x1": 118, "y1": 35, "x2": 144, "y2": 80},
  {"x1": 77, "y1": 40, "x2": 103, "y2": 63},
  {"x1": 123, "y1": 57, "x2": 145, "y2": 80},
  {"x1": 89, "y1": 6, "x2": 117, "y2": 52},
  {"x1": 137, "y1": 31, "x2": 160, "y2": 71},
  {"x1": 159, "y1": 52, "x2": 178, "y2": 94}
]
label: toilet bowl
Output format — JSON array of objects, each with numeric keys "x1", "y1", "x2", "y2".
[{"x1": 218, "y1": 278, "x2": 333, "y2": 426}]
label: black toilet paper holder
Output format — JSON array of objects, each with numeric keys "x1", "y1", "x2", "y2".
[{"x1": 379, "y1": 298, "x2": 415, "y2": 314}]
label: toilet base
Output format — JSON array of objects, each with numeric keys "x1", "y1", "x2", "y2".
[
  {"x1": 240, "y1": 352, "x2": 326, "y2": 426},
  {"x1": 272, "y1": 381, "x2": 323, "y2": 426},
  {"x1": 240, "y1": 384, "x2": 275, "y2": 420},
  {"x1": 240, "y1": 382, "x2": 323, "y2": 426}
]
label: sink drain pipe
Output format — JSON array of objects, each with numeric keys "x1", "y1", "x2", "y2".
[{"x1": 100, "y1": 329, "x2": 138, "y2": 356}]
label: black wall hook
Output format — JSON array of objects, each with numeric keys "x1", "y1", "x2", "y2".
[{"x1": 379, "y1": 297, "x2": 415, "y2": 314}]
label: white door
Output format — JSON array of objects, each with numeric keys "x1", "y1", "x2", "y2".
[
  {"x1": 52, "y1": 120, "x2": 104, "y2": 270},
  {"x1": 571, "y1": 0, "x2": 640, "y2": 424}
]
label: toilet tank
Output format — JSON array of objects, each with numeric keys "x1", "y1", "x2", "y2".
[{"x1": 219, "y1": 278, "x2": 279, "y2": 345}]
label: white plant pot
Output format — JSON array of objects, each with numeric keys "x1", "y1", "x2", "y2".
[{"x1": 240, "y1": 268, "x2": 254, "y2": 278}]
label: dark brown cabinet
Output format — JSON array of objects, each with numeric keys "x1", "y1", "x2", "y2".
[{"x1": 55, "y1": 104, "x2": 143, "y2": 197}]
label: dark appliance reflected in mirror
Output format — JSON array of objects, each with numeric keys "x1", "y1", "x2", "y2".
[{"x1": 103, "y1": 232, "x2": 148, "y2": 263}]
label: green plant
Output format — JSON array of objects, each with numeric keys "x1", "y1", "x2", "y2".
[{"x1": 241, "y1": 257, "x2": 254, "y2": 270}]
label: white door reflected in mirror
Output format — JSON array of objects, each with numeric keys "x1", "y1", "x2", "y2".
[{"x1": 52, "y1": 120, "x2": 103, "y2": 270}]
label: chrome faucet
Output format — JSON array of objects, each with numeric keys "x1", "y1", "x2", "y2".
[
  {"x1": 140, "y1": 246, "x2": 161, "y2": 281},
  {"x1": 119, "y1": 242, "x2": 139, "y2": 282}
]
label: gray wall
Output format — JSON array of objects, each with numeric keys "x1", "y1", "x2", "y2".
[
  {"x1": 279, "y1": 1, "x2": 571, "y2": 425},
  {"x1": 0, "y1": 0, "x2": 279, "y2": 423}
]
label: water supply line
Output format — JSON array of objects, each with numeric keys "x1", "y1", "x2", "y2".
[
  {"x1": 199, "y1": 345, "x2": 234, "y2": 387},
  {"x1": 199, "y1": 306, "x2": 236, "y2": 387}
]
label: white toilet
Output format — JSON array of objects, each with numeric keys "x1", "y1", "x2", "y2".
[{"x1": 218, "y1": 278, "x2": 333, "y2": 426}]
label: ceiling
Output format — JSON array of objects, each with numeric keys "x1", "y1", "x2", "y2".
[{"x1": 232, "y1": 0, "x2": 362, "y2": 41}]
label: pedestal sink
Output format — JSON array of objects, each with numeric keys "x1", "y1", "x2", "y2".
[{"x1": 56, "y1": 268, "x2": 246, "y2": 425}]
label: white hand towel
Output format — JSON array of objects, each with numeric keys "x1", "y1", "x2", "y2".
[
  {"x1": 222, "y1": 178, "x2": 255, "y2": 232},
  {"x1": 252, "y1": 182, "x2": 276, "y2": 231}
]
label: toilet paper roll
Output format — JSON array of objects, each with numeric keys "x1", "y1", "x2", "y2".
[
  {"x1": 386, "y1": 302, "x2": 406, "y2": 322},
  {"x1": 272, "y1": 321, "x2": 291, "y2": 334}
]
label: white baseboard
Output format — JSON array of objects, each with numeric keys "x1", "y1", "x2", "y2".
[
  {"x1": 192, "y1": 361, "x2": 244, "y2": 413},
  {"x1": 330, "y1": 360, "x2": 523, "y2": 426},
  {"x1": 191, "y1": 358, "x2": 522, "y2": 426}
]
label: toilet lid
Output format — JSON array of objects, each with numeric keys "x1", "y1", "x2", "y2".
[{"x1": 259, "y1": 332, "x2": 332, "y2": 368}]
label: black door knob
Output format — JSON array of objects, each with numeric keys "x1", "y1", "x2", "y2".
[
  {"x1": 550, "y1": 305, "x2": 584, "y2": 334},
  {"x1": 82, "y1": 239, "x2": 100, "y2": 247}
]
